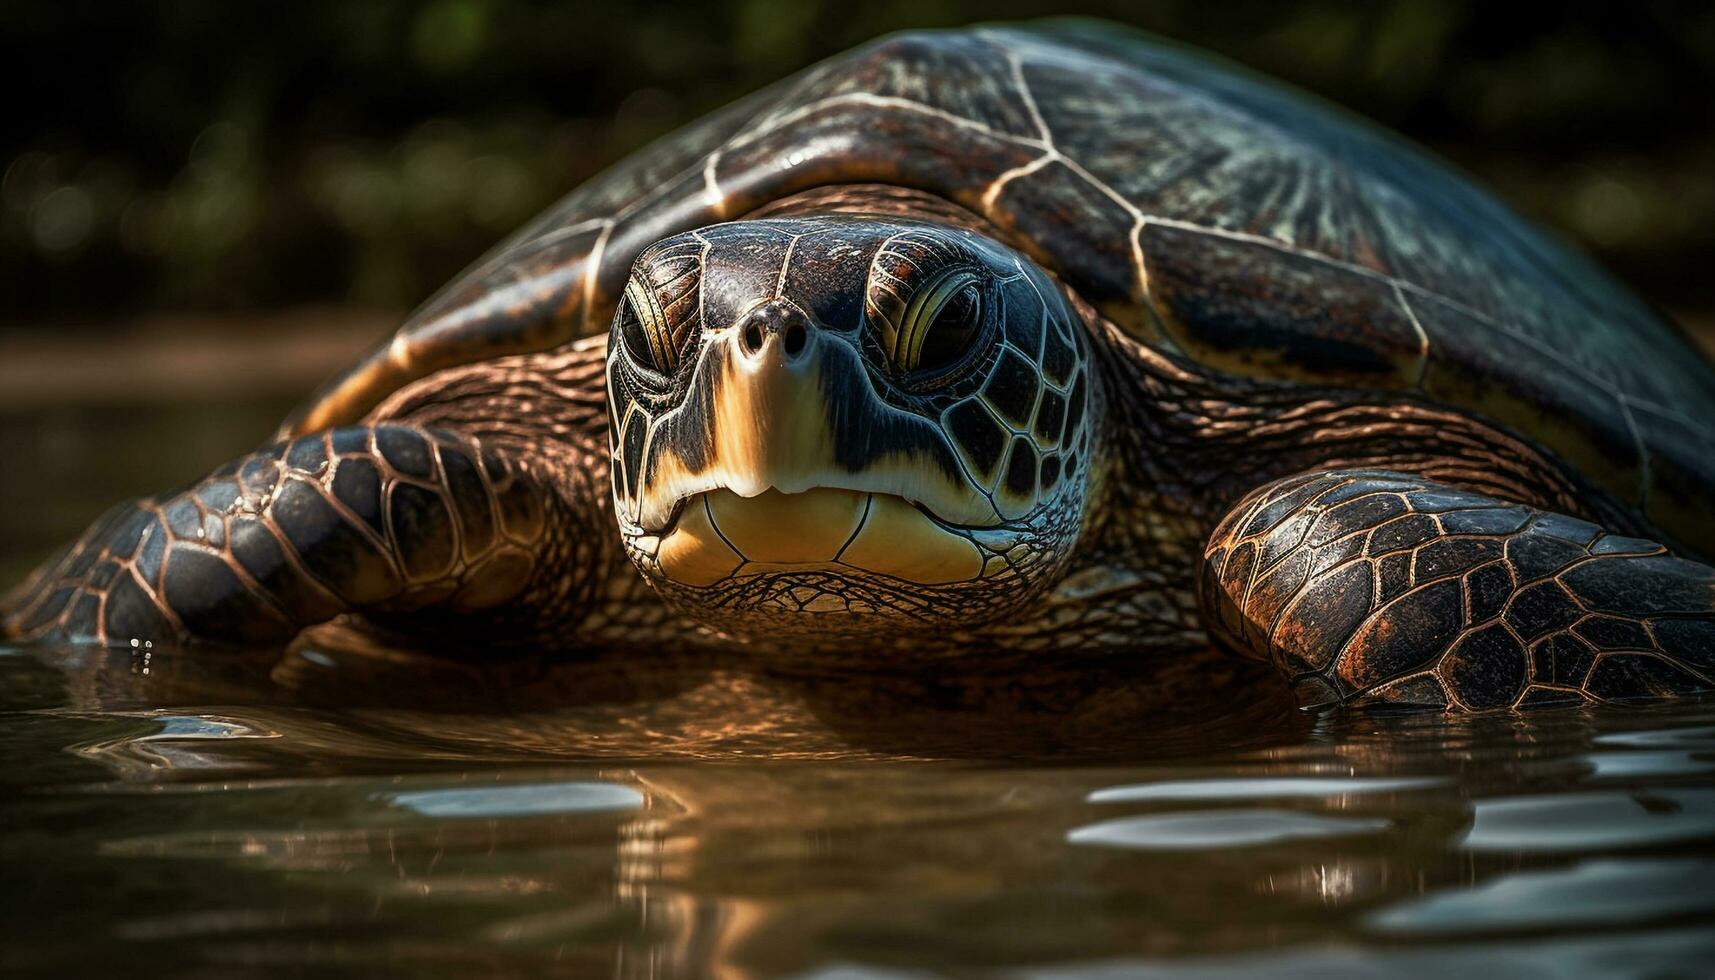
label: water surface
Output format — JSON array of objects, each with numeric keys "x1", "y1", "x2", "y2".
[{"x1": 4, "y1": 640, "x2": 1713, "y2": 978}]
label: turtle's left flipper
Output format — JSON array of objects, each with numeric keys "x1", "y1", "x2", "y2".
[
  {"x1": 1199, "y1": 469, "x2": 1715, "y2": 710},
  {"x1": 1, "y1": 425, "x2": 598, "y2": 651}
]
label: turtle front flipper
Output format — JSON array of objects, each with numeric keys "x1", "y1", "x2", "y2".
[
  {"x1": 1, "y1": 425, "x2": 594, "y2": 652},
  {"x1": 1199, "y1": 469, "x2": 1715, "y2": 710}
]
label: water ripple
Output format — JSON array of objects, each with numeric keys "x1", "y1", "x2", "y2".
[
  {"x1": 382, "y1": 780, "x2": 644, "y2": 818},
  {"x1": 1087, "y1": 776, "x2": 1444, "y2": 803},
  {"x1": 1008, "y1": 926, "x2": 1715, "y2": 979},
  {"x1": 1462, "y1": 788, "x2": 1715, "y2": 851},
  {"x1": 1067, "y1": 810, "x2": 1389, "y2": 851},
  {"x1": 1594, "y1": 725, "x2": 1715, "y2": 748},
  {"x1": 1368, "y1": 858, "x2": 1715, "y2": 933},
  {"x1": 69, "y1": 712, "x2": 280, "y2": 776},
  {"x1": 1580, "y1": 750, "x2": 1715, "y2": 779}
]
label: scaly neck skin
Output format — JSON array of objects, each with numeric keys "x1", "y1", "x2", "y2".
[
  {"x1": 957, "y1": 315, "x2": 1211, "y2": 660},
  {"x1": 1100, "y1": 320, "x2": 1624, "y2": 532},
  {"x1": 369, "y1": 338, "x2": 692, "y2": 654}
]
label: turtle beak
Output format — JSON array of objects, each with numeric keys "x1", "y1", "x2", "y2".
[
  {"x1": 634, "y1": 299, "x2": 842, "y2": 529},
  {"x1": 629, "y1": 300, "x2": 999, "y2": 533},
  {"x1": 706, "y1": 299, "x2": 832, "y2": 498}
]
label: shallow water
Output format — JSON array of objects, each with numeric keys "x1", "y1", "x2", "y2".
[{"x1": 3, "y1": 638, "x2": 1713, "y2": 979}]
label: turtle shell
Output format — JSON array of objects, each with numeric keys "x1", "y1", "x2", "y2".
[{"x1": 286, "y1": 20, "x2": 1715, "y2": 551}]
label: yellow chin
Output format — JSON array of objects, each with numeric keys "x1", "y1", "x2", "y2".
[{"x1": 654, "y1": 487, "x2": 986, "y2": 588}]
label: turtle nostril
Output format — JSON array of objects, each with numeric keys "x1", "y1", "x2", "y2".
[
  {"x1": 741, "y1": 323, "x2": 765, "y2": 355},
  {"x1": 737, "y1": 302, "x2": 812, "y2": 361}
]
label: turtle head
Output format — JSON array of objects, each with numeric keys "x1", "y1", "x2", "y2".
[{"x1": 605, "y1": 216, "x2": 1097, "y2": 647}]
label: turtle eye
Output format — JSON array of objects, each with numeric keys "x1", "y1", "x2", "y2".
[
  {"x1": 615, "y1": 279, "x2": 677, "y2": 375},
  {"x1": 896, "y1": 270, "x2": 984, "y2": 376}
]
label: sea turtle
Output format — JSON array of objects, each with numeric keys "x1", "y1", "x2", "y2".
[{"x1": 6, "y1": 22, "x2": 1715, "y2": 711}]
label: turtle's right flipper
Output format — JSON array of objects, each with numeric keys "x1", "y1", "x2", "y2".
[{"x1": 1, "y1": 425, "x2": 575, "y2": 649}]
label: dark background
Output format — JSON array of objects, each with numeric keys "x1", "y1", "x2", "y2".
[
  {"x1": 1, "y1": 0, "x2": 1713, "y2": 575},
  {"x1": 4, "y1": 0, "x2": 1714, "y2": 323}
]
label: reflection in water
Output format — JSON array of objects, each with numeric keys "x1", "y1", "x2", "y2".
[
  {"x1": 1581, "y1": 749, "x2": 1715, "y2": 778},
  {"x1": 1595, "y1": 726, "x2": 1715, "y2": 747},
  {"x1": 2, "y1": 641, "x2": 1715, "y2": 977},
  {"x1": 1006, "y1": 927, "x2": 1715, "y2": 980},
  {"x1": 386, "y1": 781, "x2": 645, "y2": 818},
  {"x1": 1067, "y1": 810, "x2": 1391, "y2": 850},
  {"x1": 71, "y1": 712, "x2": 280, "y2": 776},
  {"x1": 1087, "y1": 775, "x2": 1446, "y2": 802},
  {"x1": 1367, "y1": 858, "x2": 1715, "y2": 933},
  {"x1": 1461, "y1": 788, "x2": 1715, "y2": 852}
]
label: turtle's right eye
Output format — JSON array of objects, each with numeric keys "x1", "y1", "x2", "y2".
[{"x1": 615, "y1": 279, "x2": 677, "y2": 375}]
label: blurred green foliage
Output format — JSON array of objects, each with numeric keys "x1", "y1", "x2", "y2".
[{"x1": 2, "y1": 0, "x2": 1712, "y2": 322}]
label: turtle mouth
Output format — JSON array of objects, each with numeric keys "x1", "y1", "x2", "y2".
[{"x1": 639, "y1": 486, "x2": 991, "y2": 588}]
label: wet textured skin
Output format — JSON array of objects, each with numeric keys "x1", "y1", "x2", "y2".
[
  {"x1": 1202, "y1": 471, "x2": 1715, "y2": 710},
  {"x1": 5, "y1": 22, "x2": 1715, "y2": 711}
]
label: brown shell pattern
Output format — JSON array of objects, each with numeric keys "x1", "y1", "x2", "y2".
[{"x1": 284, "y1": 22, "x2": 1715, "y2": 550}]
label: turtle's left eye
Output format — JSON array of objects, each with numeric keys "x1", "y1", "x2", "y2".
[
  {"x1": 615, "y1": 279, "x2": 678, "y2": 375},
  {"x1": 895, "y1": 270, "x2": 985, "y2": 376}
]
